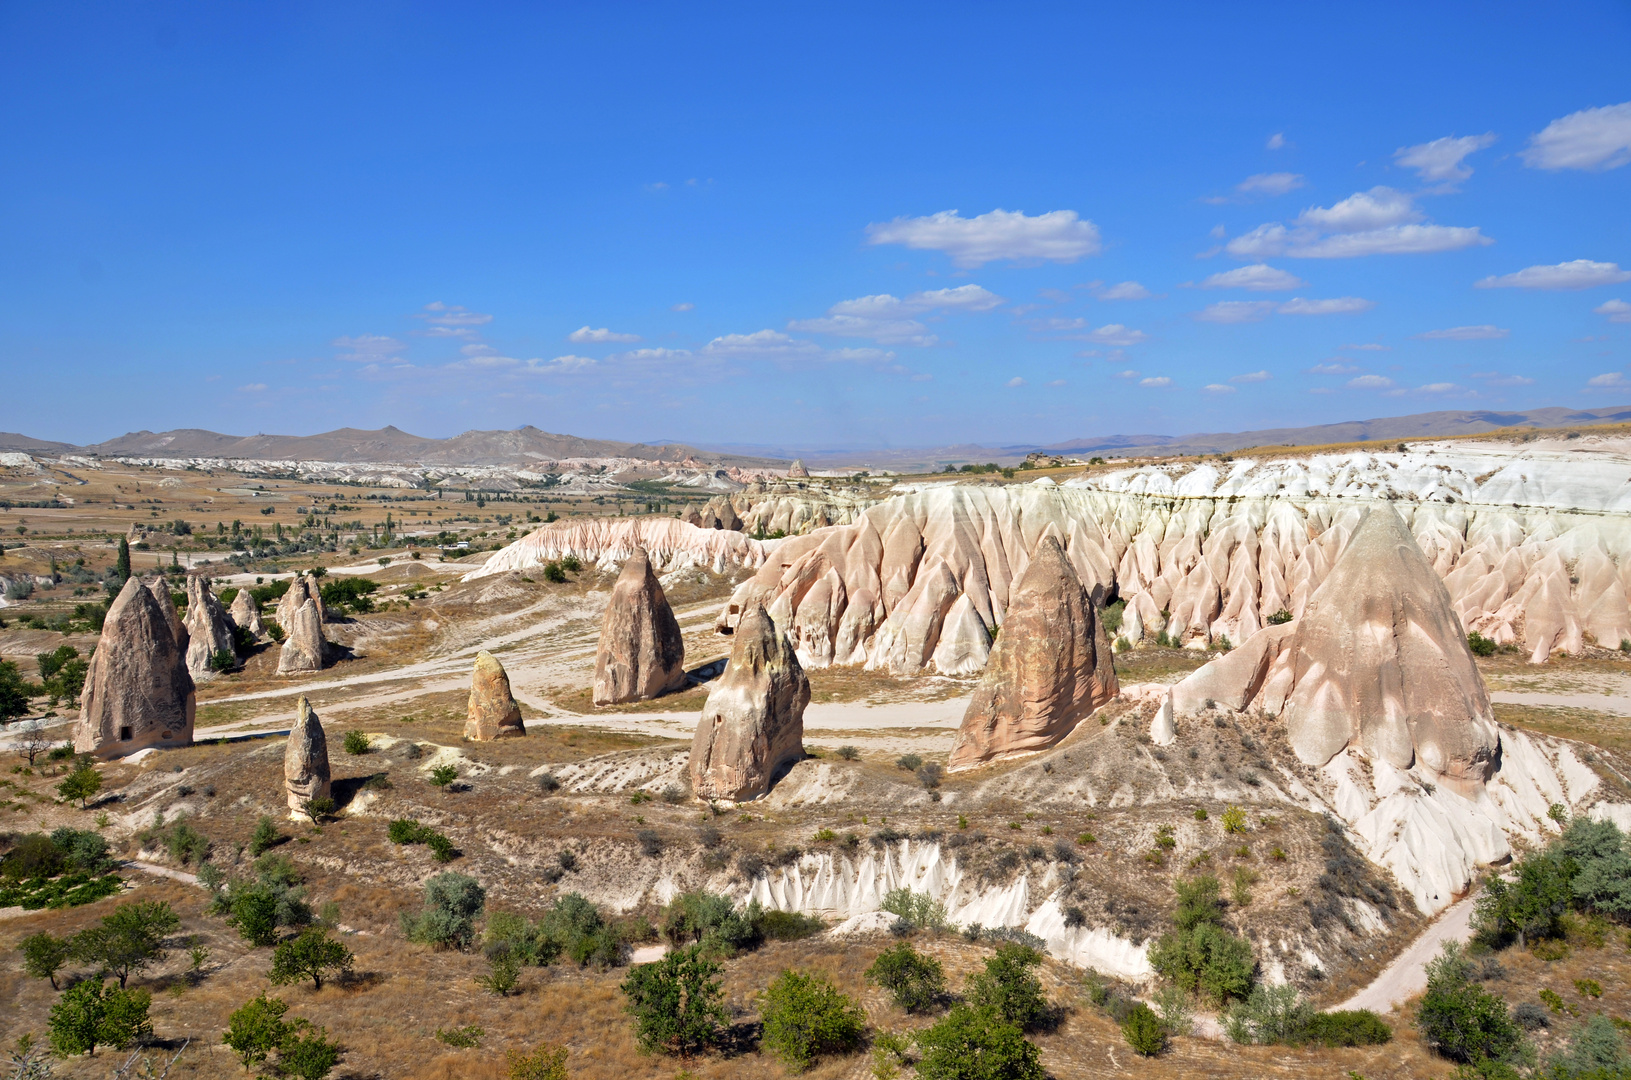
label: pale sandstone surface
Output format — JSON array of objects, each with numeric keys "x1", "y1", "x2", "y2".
[
  {"x1": 465, "y1": 650, "x2": 526, "y2": 740},
  {"x1": 690, "y1": 603, "x2": 810, "y2": 802},
  {"x1": 284, "y1": 695, "x2": 332, "y2": 815},
  {"x1": 75, "y1": 577, "x2": 196, "y2": 758},
  {"x1": 592, "y1": 548, "x2": 687, "y2": 706},
  {"x1": 183, "y1": 574, "x2": 237, "y2": 678},
  {"x1": 228, "y1": 587, "x2": 264, "y2": 638}
]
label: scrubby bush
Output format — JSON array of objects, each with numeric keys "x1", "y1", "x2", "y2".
[
  {"x1": 1546, "y1": 1012, "x2": 1631, "y2": 1077},
  {"x1": 1474, "y1": 849, "x2": 1575, "y2": 948},
  {"x1": 248, "y1": 815, "x2": 282, "y2": 857},
  {"x1": 836, "y1": 745, "x2": 859, "y2": 760},
  {"x1": 342, "y1": 730, "x2": 371, "y2": 755},
  {"x1": 387, "y1": 818, "x2": 457, "y2": 862},
  {"x1": 915, "y1": 1005, "x2": 1044, "y2": 1080},
  {"x1": 896, "y1": 753, "x2": 923, "y2": 772},
  {"x1": 1416, "y1": 941, "x2": 1524, "y2": 1068},
  {"x1": 967, "y1": 943, "x2": 1049, "y2": 1030},
  {"x1": 1226, "y1": 983, "x2": 1312, "y2": 1045},
  {"x1": 867, "y1": 940, "x2": 946, "y2": 1013},
  {"x1": 401, "y1": 872, "x2": 486, "y2": 950},
  {"x1": 1304, "y1": 1009, "x2": 1393, "y2": 1047},
  {"x1": 1121, "y1": 1002, "x2": 1168, "y2": 1056},
  {"x1": 269, "y1": 927, "x2": 355, "y2": 990},
  {"x1": 506, "y1": 1041, "x2": 569, "y2": 1080},
  {"x1": 278, "y1": 1024, "x2": 342, "y2": 1080},
  {"x1": 759, "y1": 968, "x2": 865, "y2": 1072},
  {"x1": 1468, "y1": 631, "x2": 1497, "y2": 656},
  {"x1": 881, "y1": 887, "x2": 948, "y2": 932},
  {"x1": 620, "y1": 944, "x2": 727, "y2": 1055},
  {"x1": 57, "y1": 763, "x2": 103, "y2": 808},
  {"x1": 1149, "y1": 875, "x2": 1255, "y2": 1006},
  {"x1": 212, "y1": 856, "x2": 313, "y2": 947},
  {"x1": 660, "y1": 890, "x2": 757, "y2": 956}
]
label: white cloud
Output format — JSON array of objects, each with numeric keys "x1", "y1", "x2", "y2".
[
  {"x1": 671, "y1": 302, "x2": 694, "y2": 312},
  {"x1": 569, "y1": 326, "x2": 641, "y2": 344},
  {"x1": 1597, "y1": 299, "x2": 1631, "y2": 323},
  {"x1": 1007, "y1": 377, "x2": 1026, "y2": 387},
  {"x1": 332, "y1": 334, "x2": 406, "y2": 361},
  {"x1": 1140, "y1": 376, "x2": 1173, "y2": 388},
  {"x1": 238, "y1": 383, "x2": 267, "y2": 392},
  {"x1": 865, "y1": 208, "x2": 1101, "y2": 267},
  {"x1": 1231, "y1": 370, "x2": 1271, "y2": 383},
  {"x1": 1417, "y1": 382, "x2": 1460, "y2": 394},
  {"x1": 1082, "y1": 324, "x2": 1148, "y2": 345},
  {"x1": 1203, "y1": 383, "x2": 1237, "y2": 394},
  {"x1": 1098, "y1": 281, "x2": 1152, "y2": 301},
  {"x1": 1195, "y1": 301, "x2": 1276, "y2": 323},
  {"x1": 1227, "y1": 187, "x2": 1491, "y2": 259},
  {"x1": 789, "y1": 285, "x2": 1003, "y2": 346},
  {"x1": 615, "y1": 347, "x2": 694, "y2": 363},
  {"x1": 1588, "y1": 372, "x2": 1630, "y2": 387},
  {"x1": 1201, "y1": 264, "x2": 1306, "y2": 291},
  {"x1": 700, "y1": 329, "x2": 821, "y2": 360},
  {"x1": 1114, "y1": 369, "x2": 1141, "y2": 379},
  {"x1": 1237, "y1": 172, "x2": 1305, "y2": 196},
  {"x1": 1277, "y1": 296, "x2": 1376, "y2": 315},
  {"x1": 1472, "y1": 371, "x2": 1536, "y2": 386},
  {"x1": 1523, "y1": 102, "x2": 1631, "y2": 171},
  {"x1": 455, "y1": 344, "x2": 519, "y2": 368},
  {"x1": 1348, "y1": 374, "x2": 1396, "y2": 389},
  {"x1": 1309, "y1": 361, "x2": 1358, "y2": 374},
  {"x1": 1417, "y1": 325, "x2": 1510, "y2": 341},
  {"x1": 1394, "y1": 134, "x2": 1497, "y2": 183},
  {"x1": 1047, "y1": 379, "x2": 1067, "y2": 387},
  {"x1": 1475, "y1": 260, "x2": 1631, "y2": 290},
  {"x1": 416, "y1": 325, "x2": 481, "y2": 340},
  {"x1": 528, "y1": 355, "x2": 598, "y2": 373},
  {"x1": 1266, "y1": 133, "x2": 1286, "y2": 150},
  {"x1": 1341, "y1": 343, "x2": 1391, "y2": 351},
  {"x1": 415, "y1": 301, "x2": 493, "y2": 327}
]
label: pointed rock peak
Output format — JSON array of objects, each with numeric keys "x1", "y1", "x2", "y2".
[
  {"x1": 593, "y1": 547, "x2": 686, "y2": 706},
  {"x1": 466, "y1": 650, "x2": 525, "y2": 740},
  {"x1": 689, "y1": 602, "x2": 810, "y2": 802},
  {"x1": 74, "y1": 577, "x2": 195, "y2": 759},
  {"x1": 285, "y1": 695, "x2": 331, "y2": 815}
]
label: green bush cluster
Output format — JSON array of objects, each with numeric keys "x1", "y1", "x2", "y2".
[
  {"x1": 1226, "y1": 984, "x2": 1391, "y2": 1047},
  {"x1": 387, "y1": 818, "x2": 456, "y2": 862},
  {"x1": 759, "y1": 969, "x2": 865, "y2": 1072},
  {"x1": 222, "y1": 992, "x2": 342, "y2": 1079},
  {"x1": 20, "y1": 900, "x2": 180, "y2": 996},
  {"x1": 319, "y1": 576, "x2": 377, "y2": 614},
  {"x1": 866, "y1": 940, "x2": 946, "y2": 1013},
  {"x1": 1475, "y1": 817, "x2": 1631, "y2": 950},
  {"x1": 881, "y1": 886, "x2": 949, "y2": 932},
  {"x1": 209, "y1": 854, "x2": 314, "y2": 947},
  {"x1": 1148, "y1": 875, "x2": 1256, "y2": 1006},
  {"x1": 401, "y1": 872, "x2": 486, "y2": 950}
]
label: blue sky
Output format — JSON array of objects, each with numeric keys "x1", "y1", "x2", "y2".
[{"x1": 2, "y1": 2, "x2": 1629, "y2": 451}]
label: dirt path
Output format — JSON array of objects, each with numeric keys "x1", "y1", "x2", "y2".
[{"x1": 1336, "y1": 892, "x2": 1477, "y2": 1014}]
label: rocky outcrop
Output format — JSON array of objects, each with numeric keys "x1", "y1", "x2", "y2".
[
  {"x1": 276, "y1": 572, "x2": 326, "y2": 627},
  {"x1": 948, "y1": 534, "x2": 1117, "y2": 769},
  {"x1": 465, "y1": 651, "x2": 525, "y2": 740},
  {"x1": 787, "y1": 459, "x2": 810, "y2": 478},
  {"x1": 146, "y1": 577, "x2": 188, "y2": 657},
  {"x1": 1173, "y1": 505, "x2": 1500, "y2": 787},
  {"x1": 228, "y1": 588, "x2": 264, "y2": 639},
  {"x1": 183, "y1": 575, "x2": 237, "y2": 678},
  {"x1": 593, "y1": 549, "x2": 687, "y2": 705},
  {"x1": 284, "y1": 696, "x2": 332, "y2": 815},
  {"x1": 277, "y1": 587, "x2": 328, "y2": 674},
  {"x1": 468, "y1": 517, "x2": 769, "y2": 581},
  {"x1": 74, "y1": 577, "x2": 195, "y2": 758},
  {"x1": 689, "y1": 603, "x2": 810, "y2": 801},
  {"x1": 699, "y1": 496, "x2": 742, "y2": 531}
]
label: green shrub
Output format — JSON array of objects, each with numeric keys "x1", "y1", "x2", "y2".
[
  {"x1": 659, "y1": 890, "x2": 758, "y2": 956},
  {"x1": 342, "y1": 730, "x2": 371, "y2": 755},
  {"x1": 881, "y1": 887, "x2": 948, "y2": 932},
  {"x1": 435, "y1": 1024, "x2": 483, "y2": 1048},
  {"x1": 429, "y1": 764, "x2": 457, "y2": 790},
  {"x1": 1150, "y1": 920, "x2": 1255, "y2": 1005},
  {"x1": 1220, "y1": 806, "x2": 1248, "y2": 835},
  {"x1": 757, "y1": 908, "x2": 825, "y2": 941},
  {"x1": 1225, "y1": 983, "x2": 1312, "y2": 1045},
  {"x1": 278, "y1": 1023, "x2": 342, "y2": 1080},
  {"x1": 620, "y1": 944, "x2": 727, "y2": 1056},
  {"x1": 1546, "y1": 1013, "x2": 1631, "y2": 1077},
  {"x1": 759, "y1": 968, "x2": 865, "y2": 1072},
  {"x1": 506, "y1": 1041, "x2": 569, "y2": 1080},
  {"x1": 915, "y1": 1004, "x2": 1044, "y2": 1080},
  {"x1": 1416, "y1": 941, "x2": 1524, "y2": 1067},
  {"x1": 401, "y1": 872, "x2": 485, "y2": 950},
  {"x1": 212, "y1": 858, "x2": 313, "y2": 947},
  {"x1": 1, "y1": 833, "x2": 65, "y2": 880},
  {"x1": 1304, "y1": 1009, "x2": 1392, "y2": 1047},
  {"x1": 56, "y1": 764, "x2": 103, "y2": 808},
  {"x1": 48, "y1": 980, "x2": 152, "y2": 1057},
  {"x1": 18, "y1": 930, "x2": 72, "y2": 988},
  {"x1": 896, "y1": 753, "x2": 923, "y2": 771},
  {"x1": 966, "y1": 943, "x2": 1049, "y2": 1029},
  {"x1": 1474, "y1": 848, "x2": 1575, "y2": 947},
  {"x1": 70, "y1": 899, "x2": 180, "y2": 988},
  {"x1": 866, "y1": 940, "x2": 946, "y2": 1013},
  {"x1": 1468, "y1": 631, "x2": 1497, "y2": 656},
  {"x1": 1121, "y1": 1002, "x2": 1168, "y2": 1056},
  {"x1": 248, "y1": 815, "x2": 282, "y2": 857},
  {"x1": 476, "y1": 942, "x2": 524, "y2": 996}
]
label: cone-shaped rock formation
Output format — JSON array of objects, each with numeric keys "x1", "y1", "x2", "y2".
[
  {"x1": 228, "y1": 588, "x2": 264, "y2": 639},
  {"x1": 74, "y1": 577, "x2": 196, "y2": 758},
  {"x1": 146, "y1": 577, "x2": 188, "y2": 657},
  {"x1": 1172, "y1": 505, "x2": 1500, "y2": 786},
  {"x1": 184, "y1": 575, "x2": 237, "y2": 678},
  {"x1": 284, "y1": 696, "x2": 332, "y2": 815},
  {"x1": 689, "y1": 603, "x2": 810, "y2": 801},
  {"x1": 276, "y1": 573, "x2": 329, "y2": 674},
  {"x1": 464, "y1": 651, "x2": 525, "y2": 740},
  {"x1": 593, "y1": 548, "x2": 686, "y2": 705},
  {"x1": 948, "y1": 533, "x2": 1118, "y2": 769}
]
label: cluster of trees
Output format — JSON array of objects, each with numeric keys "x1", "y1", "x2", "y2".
[{"x1": 1412, "y1": 813, "x2": 1631, "y2": 1078}]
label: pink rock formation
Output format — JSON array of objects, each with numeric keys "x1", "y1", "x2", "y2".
[
  {"x1": 689, "y1": 603, "x2": 810, "y2": 801},
  {"x1": 183, "y1": 574, "x2": 237, "y2": 678},
  {"x1": 948, "y1": 533, "x2": 1118, "y2": 769},
  {"x1": 465, "y1": 650, "x2": 525, "y2": 740},
  {"x1": 593, "y1": 548, "x2": 687, "y2": 705},
  {"x1": 228, "y1": 588, "x2": 264, "y2": 639},
  {"x1": 74, "y1": 577, "x2": 196, "y2": 758},
  {"x1": 284, "y1": 696, "x2": 332, "y2": 815},
  {"x1": 1172, "y1": 505, "x2": 1500, "y2": 787}
]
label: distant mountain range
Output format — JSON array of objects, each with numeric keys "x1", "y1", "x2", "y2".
[
  {"x1": 6, "y1": 406, "x2": 1630, "y2": 474},
  {"x1": 0, "y1": 425, "x2": 787, "y2": 469}
]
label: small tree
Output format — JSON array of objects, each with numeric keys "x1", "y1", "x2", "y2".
[
  {"x1": 866, "y1": 940, "x2": 946, "y2": 1013},
  {"x1": 476, "y1": 942, "x2": 523, "y2": 996},
  {"x1": 269, "y1": 927, "x2": 355, "y2": 990},
  {"x1": 57, "y1": 764, "x2": 103, "y2": 808},
  {"x1": 506, "y1": 1042, "x2": 569, "y2": 1080},
  {"x1": 429, "y1": 764, "x2": 458, "y2": 792},
  {"x1": 915, "y1": 1005, "x2": 1044, "y2": 1080},
  {"x1": 72, "y1": 899, "x2": 179, "y2": 988},
  {"x1": 1121, "y1": 1003, "x2": 1168, "y2": 1056},
  {"x1": 300, "y1": 796, "x2": 336, "y2": 824},
  {"x1": 0, "y1": 658, "x2": 31, "y2": 724},
  {"x1": 223, "y1": 993, "x2": 291, "y2": 1072},
  {"x1": 1473, "y1": 850, "x2": 1575, "y2": 947},
  {"x1": 18, "y1": 931, "x2": 73, "y2": 988},
  {"x1": 1416, "y1": 941, "x2": 1523, "y2": 1067},
  {"x1": 48, "y1": 980, "x2": 152, "y2": 1057},
  {"x1": 401, "y1": 872, "x2": 486, "y2": 949},
  {"x1": 248, "y1": 815, "x2": 282, "y2": 857},
  {"x1": 342, "y1": 730, "x2": 370, "y2": 755},
  {"x1": 966, "y1": 944, "x2": 1049, "y2": 1030},
  {"x1": 620, "y1": 944, "x2": 727, "y2": 1056},
  {"x1": 279, "y1": 1023, "x2": 342, "y2": 1080},
  {"x1": 14, "y1": 719, "x2": 52, "y2": 766},
  {"x1": 759, "y1": 968, "x2": 865, "y2": 1072}
]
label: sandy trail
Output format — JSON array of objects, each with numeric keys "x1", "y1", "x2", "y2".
[
  {"x1": 1491, "y1": 688, "x2": 1631, "y2": 716},
  {"x1": 1337, "y1": 892, "x2": 1477, "y2": 1014}
]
